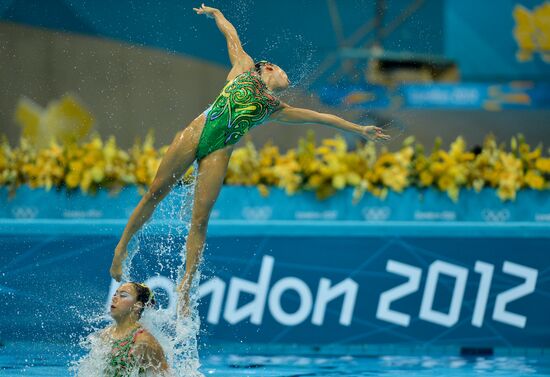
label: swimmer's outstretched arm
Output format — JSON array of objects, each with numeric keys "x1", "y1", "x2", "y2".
[
  {"x1": 194, "y1": 4, "x2": 254, "y2": 77},
  {"x1": 270, "y1": 105, "x2": 390, "y2": 141}
]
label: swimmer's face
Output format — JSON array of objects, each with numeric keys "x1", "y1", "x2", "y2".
[
  {"x1": 260, "y1": 63, "x2": 290, "y2": 91},
  {"x1": 110, "y1": 283, "x2": 141, "y2": 320}
]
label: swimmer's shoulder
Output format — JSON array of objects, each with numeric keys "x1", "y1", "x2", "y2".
[
  {"x1": 134, "y1": 329, "x2": 172, "y2": 376},
  {"x1": 226, "y1": 58, "x2": 254, "y2": 82},
  {"x1": 98, "y1": 326, "x2": 113, "y2": 341},
  {"x1": 134, "y1": 328, "x2": 160, "y2": 348},
  {"x1": 133, "y1": 328, "x2": 168, "y2": 368}
]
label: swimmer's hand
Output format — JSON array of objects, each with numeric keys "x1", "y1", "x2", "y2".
[
  {"x1": 360, "y1": 125, "x2": 391, "y2": 142},
  {"x1": 110, "y1": 246, "x2": 127, "y2": 282},
  {"x1": 193, "y1": 3, "x2": 219, "y2": 19}
]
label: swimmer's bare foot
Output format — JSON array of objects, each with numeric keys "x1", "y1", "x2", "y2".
[{"x1": 110, "y1": 246, "x2": 127, "y2": 281}]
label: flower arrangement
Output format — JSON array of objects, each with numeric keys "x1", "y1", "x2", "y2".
[
  {"x1": 0, "y1": 132, "x2": 193, "y2": 195},
  {"x1": 1, "y1": 132, "x2": 549, "y2": 202}
]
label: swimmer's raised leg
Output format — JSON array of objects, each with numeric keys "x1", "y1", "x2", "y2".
[
  {"x1": 177, "y1": 146, "x2": 232, "y2": 317},
  {"x1": 110, "y1": 115, "x2": 205, "y2": 281}
]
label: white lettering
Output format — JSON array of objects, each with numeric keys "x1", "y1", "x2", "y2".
[
  {"x1": 223, "y1": 255, "x2": 273, "y2": 325},
  {"x1": 493, "y1": 261, "x2": 538, "y2": 328},
  {"x1": 198, "y1": 277, "x2": 226, "y2": 324},
  {"x1": 268, "y1": 277, "x2": 313, "y2": 326},
  {"x1": 144, "y1": 276, "x2": 177, "y2": 313},
  {"x1": 313, "y1": 278, "x2": 358, "y2": 326},
  {"x1": 419, "y1": 261, "x2": 468, "y2": 327},
  {"x1": 376, "y1": 260, "x2": 422, "y2": 327},
  {"x1": 472, "y1": 261, "x2": 494, "y2": 327},
  {"x1": 102, "y1": 255, "x2": 365, "y2": 329}
]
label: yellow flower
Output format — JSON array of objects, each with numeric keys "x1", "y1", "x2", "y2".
[
  {"x1": 80, "y1": 171, "x2": 92, "y2": 192},
  {"x1": 332, "y1": 174, "x2": 346, "y2": 189},
  {"x1": 2, "y1": 129, "x2": 550, "y2": 202},
  {"x1": 376, "y1": 153, "x2": 398, "y2": 167},
  {"x1": 322, "y1": 136, "x2": 347, "y2": 151},
  {"x1": 420, "y1": 171, "x2": 434, "y2": 186},
  {"x1": 258, "y1": 184, "x2": 269, "y2": 197},
  {"x1": 438, "y1": 175, "x2": 454, "y2": 191},
  {"x1": 69, "y1": 160, "x2": 84, "y2": 174},
  {"x1": 449, "y1": 137, "x2": 466, "y2": 158},
  {"x1": 316, "y1": 146, "x2": 332, "y2": 156},
  {"x1": 524, "y1": 170, "x2": 545, "y2": 189},
  {"x1": 447, "y1": 185, "x2": 459, "y2": 202},
  {"x1": 498, "y1": 181, "x2": 517, "y2": 201},
  {"x1": 371, "y1": 186, "x2": 388, "y2": 200},
  {"x1": 65, "y1": 172, "x2": 80, "y2": 188},
  {"x1": 536, "y1": 157, "x2": 550, "y2": 173},
  {"x1": 381, "y1": 166, "x2": 408, "y2": 192},
  {"x1": 346, "y1": 172, "x2": 361, "y2": 186},
  {"x1": 473, "y1": 179, "x2": 485, "y2": 192},
  {"x1": 308, "y1": 174, "x2": 324, "y2": 188},
  {"x1": 461, "y1": 152, "x2": 475, "y2": 162},
  {"x1": 90, "y1": 165, "x2": 105, "y2": 182}
]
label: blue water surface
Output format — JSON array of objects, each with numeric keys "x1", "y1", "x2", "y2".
[{"x1": 1, "y1": 342, "x2": 549, "y2": 376}]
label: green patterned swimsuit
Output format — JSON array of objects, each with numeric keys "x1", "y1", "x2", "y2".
[
  {"x1": 107, "y1": 326, "x2": 145, "y2": 377},
  {"x1": 196, "y1": 69, "x2": 281, "y2": 160}
]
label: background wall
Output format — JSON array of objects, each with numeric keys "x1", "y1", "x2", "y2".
[
  {"x1": 0, "y1": 21, "x2": 345, "y2": 149},
  {"x1": 445, "y1": 0, "x2": 550, "y2": 81},
  {"x1": 0, "y1": 22, "x2": 229, "y2": 147},
  {"x1": 1, "y1": 0, "x2": 549, "y2": 150}
]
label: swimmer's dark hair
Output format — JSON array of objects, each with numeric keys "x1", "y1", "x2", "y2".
[
  {"x1": 130, "y1": 282, "x2": 156, "y2": 317},
  {"x1": 255, "y1": 60, "x2": 271, "y2": 74}
]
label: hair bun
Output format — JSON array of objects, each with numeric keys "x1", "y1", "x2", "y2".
[{"x1": 131, "y1": 282, "x2": 156, "y2": 307}]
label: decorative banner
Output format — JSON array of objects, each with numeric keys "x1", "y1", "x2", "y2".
[
  {"x1": 401, "y1": 83, "x2": 550, "y2": 110},
  {"x1": 1, "y1": 187, "x2": 549, "y2": 348},
  {"x1": 1, "y1": 186, "x2": 549, "y2": 223},
  {"x1": 1, "y1": 218, "x2": 549, "y2": 348},
  {"x1": 318, "y1": 82, "x2": 550, "y2": 110}
]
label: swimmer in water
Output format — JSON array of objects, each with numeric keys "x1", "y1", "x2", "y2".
[
  {"x1": 110, "y1": 3, "x2": 390, "y2": 314},
  {"x1": 103, "y1": 282, "x2": 169, "y2": 376}
]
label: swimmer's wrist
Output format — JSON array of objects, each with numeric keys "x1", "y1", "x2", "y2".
[
  {"x1": 352, "y1": 124, "x2": 363, "y2": 134},
  {"x1": 342, "y1": 122, "x2": 362, "y2": 134}
]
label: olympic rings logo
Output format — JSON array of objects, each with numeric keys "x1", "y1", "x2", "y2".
[
  {"x1": 535, "y1": 213, "x2": 550, "y2": 222},
  {"x1": 481, "y1": 209, "x2": 511, "y2": 222},
  {"x1": 11, "y1": 206, "x2": 39, "y2": 219},
  {"x1": 362, "y1": 207, "x2": 391, "y2": 221},
  {"x1": 242, "y1": 206, "x2": 273, "y2": 221}
]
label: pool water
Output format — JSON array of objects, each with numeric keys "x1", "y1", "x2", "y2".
[{"x1": 1, "y1": 342, "x2": 549, "y2": 376}]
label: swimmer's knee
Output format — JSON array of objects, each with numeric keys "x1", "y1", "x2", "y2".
[
  {"x1": 146, "y1": 183, "x2": 167, "y2": 203},
  {"x1": 191, "y1": 212, "x2": 210, "y2": 231}
]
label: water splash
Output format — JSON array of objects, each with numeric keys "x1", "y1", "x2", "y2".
[
  {"x1": 72, "y1": 164, "x2": 206, "y2": 376},
  {"x1": 256, "y1": 27, "x2": 318, "y2": 93},
  {"x1": 378, "y1": 118, "x2": 407, "y2": 144},
  {"x1": 356, "y1": 112, "x2": 407, "y2": 146}
]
